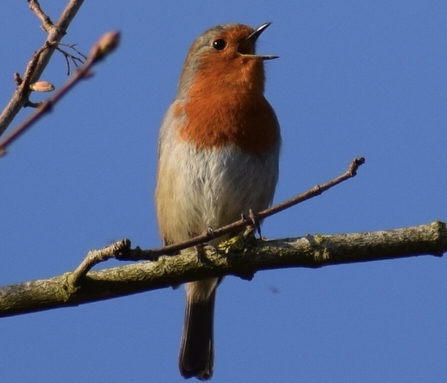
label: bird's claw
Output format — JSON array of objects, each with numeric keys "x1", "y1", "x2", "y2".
[
  {"x1": 207, "y1": 226, "x2": 215, "y2": 238},
  {"x1": 241, "y1": 209, "x2": 261, "y2": 238}
]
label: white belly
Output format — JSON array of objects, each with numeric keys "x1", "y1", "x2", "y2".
[{"x1": 156, "y1": 140, "x2": 279, "y2": 245}]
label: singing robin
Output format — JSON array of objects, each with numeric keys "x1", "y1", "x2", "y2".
[{"x1": 155, "y1": 22, "x2": 281, "y2": 380}]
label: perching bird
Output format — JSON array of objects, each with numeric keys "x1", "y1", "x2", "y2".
[{"x1": 155, "y1": 22, "x2": 280, "y2": 380}]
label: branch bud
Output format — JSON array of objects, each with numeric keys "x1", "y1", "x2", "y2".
[
  {"x1": 29, "y1": 81, "x2": 55, "y2": 92},
  {"x1": 89, "y1": 30, "x2": 121, "y2": 63}
]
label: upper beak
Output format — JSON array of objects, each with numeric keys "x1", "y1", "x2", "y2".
[{"x1": 238, "y1": 22, "x2": 279, "y2": 60}]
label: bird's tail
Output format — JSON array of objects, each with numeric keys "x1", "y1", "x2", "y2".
[{"x1": 179, "y1": 285, "x2": 216, "y2": 380}]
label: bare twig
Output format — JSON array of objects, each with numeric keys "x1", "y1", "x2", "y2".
[
  {"x1": 141, "y1": 157, "x2": 366, "y2": 257},
  {"x1": 69, "y1": 157, "x2": 366, "y2": 282},
  {"x1": 56, "y1": 47, "x2": 83, "y2": 75},
  {"x1": 58, "y1": 42, "x2": 88, "y2": 60},
  {"x1": 0, "y1": 0, "x2": 85, "y2": 137},
  {"x1": 28, "y1": 0, "x2": 54, "y2": 32},
  {"x1": 69, "y1": 239, "x2": 131, "y2": 286},
  {"x1": 54, "y1": 43, "x2": 87, "y2": 75},
  {"x1": 259, "y1": 156, "x2": 366, "y2": 220},
  {"x1": 0, "y1": 31, "x2": 121, "y2": 155}
]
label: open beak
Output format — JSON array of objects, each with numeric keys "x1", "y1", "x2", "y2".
[{"x1": 238, "y1": 22, "x2": 279, "y2": 60}]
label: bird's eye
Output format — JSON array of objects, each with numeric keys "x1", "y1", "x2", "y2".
[{"x1": 212, "y1": 39, "x2": 226, "y2": 50}]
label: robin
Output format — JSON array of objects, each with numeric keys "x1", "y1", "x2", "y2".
[{"x1": 155, "y1": 22, "x2": 281, "y2": 380}]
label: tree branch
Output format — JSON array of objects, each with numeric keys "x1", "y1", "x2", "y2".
[
  {"x1": 0, "y1": 31, "x2": 120, "y2": 155},
  {"x1": 0, "y1": 0, "x2": 85, "y2": 137},
  {"x1": 0, "y1": 221, "x2": 445, "y2": 318}
]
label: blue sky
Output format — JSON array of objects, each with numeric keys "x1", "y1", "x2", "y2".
[{"x1": 1, "y1": 1, "x2": 446, "y2": 382}]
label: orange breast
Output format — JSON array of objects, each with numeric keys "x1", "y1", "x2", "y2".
[{"x1": 178, "y1": 56, "x2": 279, "y2": 155}]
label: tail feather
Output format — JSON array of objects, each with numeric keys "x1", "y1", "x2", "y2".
[{"x1": 179, "y1": 289, "x2": 216, "y2": 380}]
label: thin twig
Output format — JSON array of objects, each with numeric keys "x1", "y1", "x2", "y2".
[
  {"x1": 258, "y1": 157, "x2": 366, "y2": 220},
  {"x1": 0, "y1": 31, "x2": 121, "y2": 155},
  {"x1": 52, "y1": 42, "x2": 87, "y2": 75},
  {"x1": 69, "y1": 239, "x2": 131, "y2": 286},
  {"x1": 143, "y1": 157, "x2": 366, "y2": 257},
  {"x1": 55, "y1": 46, "x2": 85, "y2": 75},
  {"x1": 0, "y1": 0, "x2": 85, "y2": 137},
  {"x1": 70, "y1": 157, "x2": 366, "y2": 283},
  {"x1": 28, "y1": 0, "x2": 54, "y2": 32},
  {"x1": 58, "y1": 42, "x2": 88, "y2": 60}
]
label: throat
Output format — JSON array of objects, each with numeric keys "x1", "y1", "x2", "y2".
[{"x1": 179, "y1": 90, "x2": 279, "y2": 155}]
